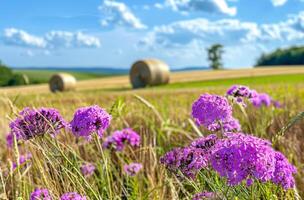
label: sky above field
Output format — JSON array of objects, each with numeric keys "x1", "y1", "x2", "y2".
[{"x1": 1, "y1": 0, "x2": 304, "y2": 69}]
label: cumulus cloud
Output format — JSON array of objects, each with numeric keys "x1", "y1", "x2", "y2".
[
  {"x1": 271, "y1": 0, "x2": 288, "y2": 6},
  {"x1": 45, "y1": 31, "x2": 101, "y2": 48},
  {"x1": 164, "y1": 0, "x2": 237, "y2": 16},
  {"x1": 3, "y1": 28, "x2": 47, "y2": 48},
  {"x1": 139, "y1": 18, "x2": 259, "y2": 49},
  {"x1": 2, "y1": 28, "x2": 101, "y2": 49},
  {"x1": 139, "y1": 11, "x2": 304, "y2": 50},
  {"x1": 99, "y1": 0, "x2": 147, "y2": 29},
  {"x1": 258, "y1": 12, "x2": 304, "y2": 41}
]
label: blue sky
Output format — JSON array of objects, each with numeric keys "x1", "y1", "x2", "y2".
[{"x1": 1, "y1": 0, "x2": 304, "y2": 69}]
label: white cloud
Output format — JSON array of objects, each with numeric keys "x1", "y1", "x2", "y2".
[
  {"x1": 99, "y1": 0, "x2": 147, "y2": 29},
  {"x1": 154, "y1": 3, "x2": 165, "y2": 9},
  {"x1": 271, "y1": 0, "x2": 288, "y2": 6},
  {"x1": 2, "y1": 28, "x2": 101, "y2": 49},
  {"x1": 258, "y1": 12, "x2": 304, "y2": 41},
  {"x1": 140, "y1": 11, "x2": 304, "y2": 50},
  {"x1": 136, "y1": 11, "x2": 304, "y2": 68},
  {"x1": 164, "y1": 0, "x2": 237, "y2": 16},
  {"x1": 139, "y1": 18, "x2": 259, "y2": 49},
  {"x1": 45, "y1": 31, "x2": 101, "y2": 48},
  {"x1": 3, "y1": 28, "x2": 47, "y2": 48}
]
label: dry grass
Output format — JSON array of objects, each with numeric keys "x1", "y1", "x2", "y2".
[
  {"x1": 0, "y1": 69, "x2": 304, "y2": 199},
  {"x1": 1, "y1": 67, "x2": 304, "y2": 96}
]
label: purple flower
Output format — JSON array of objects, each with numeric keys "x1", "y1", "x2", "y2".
[
  {"x1": 103, "y1": 128, "x2": 140, "y2": 151},
  {"x1": 9, "y1": 107, "x2": 67, "y2": 141},
  {"x1": 192, "y1": 191, "x2": 215, "y2": 200},
  {"x1": 222, "y1": 117, "x2": 241, "y2": 132},
  {"x1": 12, "y1": 153, "x2": 32, "y2": 170},
  {"x1": 271, "y1": 152, "x2": 297, "y2": 189},
  {"x1": 30, "y1": 188, "x2": 52, "y2": 200},
  {"x1": 227, "y1": 85, "x2": 280, "y2": 108},
  {"x1": 226, "y1": 85, "x2": 257, "y2": 99},
  {"x1": 272, "y1": 100, "x2": 282, "y2": 108},
  {"x1": 70, "y1": 105, "x2": 111, "y2": 139},
  {"x1": 6, "y1": 133, "x2": 14, "y2": 148},
  {"x1": 60, "y1": 192, "x2": 86, "y2": 200},
  {"x1": 160, "y1": 147, "x2": 209, "y2": 179},
  {"x1": 210, "y1": 133, "x2": 277, "y2": 185},
  {"x1": 246, "y1": 178, "x2": 254, "y2": 187},
  {"x1": 123, "y1": 163, "x2": 143, "y2": 176},
  {"x1": 250, "y1": 93, "x2": 272, "y2": 108},
  {"x1": 192, "y1": 94, "x2": 233, "y2": 131},
  {"x1": 161, "y1": 132, "x2": 296, "y2": 190},
  {"x1": 80, "y1": 163, "x2": 95, "y2": 177},
  {"x1": 207, "y1": 117, "x2": 241, "y2": 132},
  {"x1": 190, "y1": 134, "x2": 218, "y2": 150}
]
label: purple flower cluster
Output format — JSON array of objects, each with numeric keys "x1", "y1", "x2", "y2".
[
  {"x1": 123, "y1": 163, "x2": 143, "y2": 176},
  {"x1": 226, "y1": 85, "x2": 280, "y2": 108},
  {"x1": 12, "y1": 153, "x2": 32, "y2": 170},
  {"x1": 60, "y1": 192, "x2": 86, "y2": 200},
  {"x1": 103, "y1": 128, "x2": 140, "y2": 151},
  {"x1": 272, "y1": 152, "x2": 297, "y2": 189},
  {"x1": 190, "y1": 134, "x2": 218, "y2": 150},
  {"x1": 30, "y1": 188, "x2": 52, "y2": 200},
  {"x1": 250, "y1": 93, "x2": 272, "y2": 108},
  {"x1": 160, "y1": 147, "x2": 209, "y2": 178},
  {"x1": 70, "y1": 105, "x2": 111, "y2": 139},
  {"x1": 192, "y1": 94, "x2": 241, "y2": 132},
  {"x1": 227, "y1": 85, "x2": 258, "y2": 99},
  {"x1": 207, "y1": 117, "x2": 241, "y2": 132},
  {"x1": 9, "y1": 107, "x2": 67, "y2": 141},
  {"x1": 161, "y1": 133, "x2": 296, "y2": 189},
  {"x1": 192, "y1": 191, "x2": 215, "y2": 200},
  {"x1": 210, "y1": 133, "x2": 276, "y2": 185},
  {"x1": 80, "y1": 163, "x2": 96, "y2": 177}
]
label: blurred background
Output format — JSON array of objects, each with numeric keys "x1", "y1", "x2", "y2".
[{"x1": 0, "y1": 0, "x2": 304, "y2": 87}]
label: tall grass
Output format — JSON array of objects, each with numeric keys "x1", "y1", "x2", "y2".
[{"x1": 0, "y1": 83, "x2": 303, "y2": 199}]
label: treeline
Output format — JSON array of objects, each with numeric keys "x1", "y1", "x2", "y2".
[
  {"x1": 256, "y1": 46, "x2": 304, "y2": 67},
  {"x1": 0, "y1": 61, "x2": 29, "y2": 87}
]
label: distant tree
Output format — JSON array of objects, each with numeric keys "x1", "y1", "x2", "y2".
[
  {"x1": 207, "y1": 44, "x2": 224, "y2": 70},
  {"x1": 0, "y1": 61, "x2": 13, "y2": 86},
  {"x1": 256, "y1": 46, "x2": 304, "y2": 67}
]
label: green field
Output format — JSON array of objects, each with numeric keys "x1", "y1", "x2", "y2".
[
  {"x1": 14, "y1": 69, "x2": 109, "y2": 84},
  {"x1": 160, "y1": 73, "x2": 304, "y2": 89}
]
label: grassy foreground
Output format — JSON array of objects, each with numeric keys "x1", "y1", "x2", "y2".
[{"x1": 0, "y1": 75, "x2": 303, "y2": 199}]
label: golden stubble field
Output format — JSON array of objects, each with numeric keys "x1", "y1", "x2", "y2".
[{"x1": 1, "y1": 67, "x2": 304, "y2": 95}]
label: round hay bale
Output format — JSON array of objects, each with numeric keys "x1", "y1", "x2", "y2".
[
  {"x1": 49, "y1": 73, "x2": 76, "y2": 93},
  {"x1": 130, "y1": 59, "x2": 170, "y2": 88}
]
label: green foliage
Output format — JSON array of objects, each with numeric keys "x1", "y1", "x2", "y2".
[
  {"x1": 207, "y1": 44, "x2": 224, "y2": 70},
  {"x1": 0, "y1": 62, "x2": 13, "y2": 86},
  {"x1": 256, "y1": 46, "x2": 304, "y2": 66},
  {"x1": 7, "y1": 74, "x2": 29, "y2": 86}
]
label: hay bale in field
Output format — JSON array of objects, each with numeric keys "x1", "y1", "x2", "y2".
[
  {"x1": 130, "y1": 59, "x2": 170, "y2": 88},
  {"x1": 49, "y1": 73, "x2": 76, "y2": 92}
]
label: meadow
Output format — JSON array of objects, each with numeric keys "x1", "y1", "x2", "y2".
[{"x1": 0, "y1": 68, "x2": 303, "y2": 199}]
